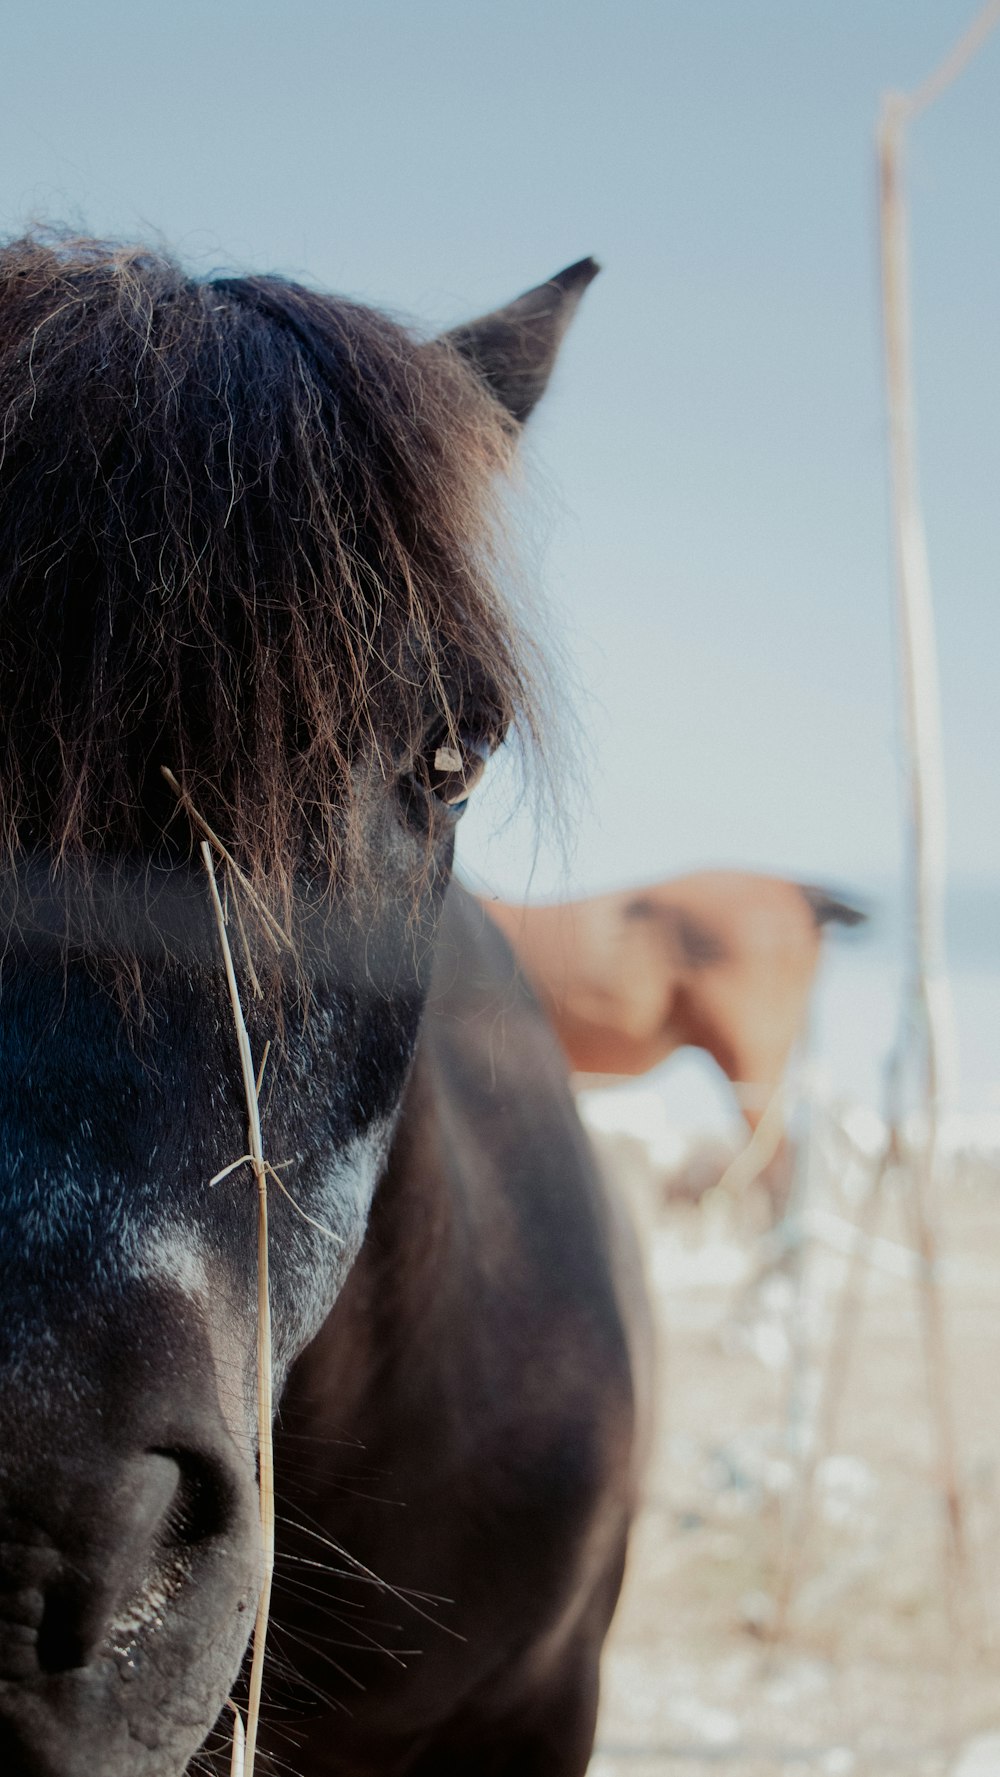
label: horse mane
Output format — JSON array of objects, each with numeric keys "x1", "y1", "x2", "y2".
[{"x1": 0, "y1": 231, "x2": 540, "y2": 940}]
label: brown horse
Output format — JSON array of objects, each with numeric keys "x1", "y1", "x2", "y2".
[
  {"x1": 0, "y1": 236, "x2": 646, "y2": 1777},
  {"x1": 484, "y1": 872, "x2": 865, "y2": 1190}
]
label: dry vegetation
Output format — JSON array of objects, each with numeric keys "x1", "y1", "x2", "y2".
[{"x1": 590, "y1": 1118, "x2": 1000, "y2": 1777}]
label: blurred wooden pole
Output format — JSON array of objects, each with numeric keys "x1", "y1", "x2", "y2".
[
  {"x1": 770, "y1": 4, "x2": 1000, "y2": 1637},
  {"x1": 878, "y1": 85, "x2": 961, "y2": 1588},
  {"x1": 874, "y1": 0, "x2": 1000, "y2": 1594}
]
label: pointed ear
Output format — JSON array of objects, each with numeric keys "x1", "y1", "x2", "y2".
[{"x1": 441, "y1": 257, "x2": 600, "y2": 425}]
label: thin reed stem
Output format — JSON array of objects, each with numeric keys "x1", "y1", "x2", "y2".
[
  {"x1": 164, "y1": 765, "x2": 293, "y2": 951},
  {"x1": 228, "y1": 1699, "x2": 246, "y2": 1777},
  {"x1": 203, "y1": 840, "x2": 274, "y2": 1777},
  {"x1": 713, "y1": 1083, "x2": 786, "y2": 1200}
]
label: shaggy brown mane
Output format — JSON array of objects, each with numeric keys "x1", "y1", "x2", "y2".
[{"x1": 0, "y1": 232, "x2": 539, "y2": 932}]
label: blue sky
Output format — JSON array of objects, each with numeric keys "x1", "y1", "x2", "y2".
[{"x1": 2, "y1": 1, "x2": 998, "y2": 899}]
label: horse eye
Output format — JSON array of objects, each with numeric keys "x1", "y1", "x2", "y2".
[{"x1": 425, "y1": 736, "x2": 491, "y2": 813}]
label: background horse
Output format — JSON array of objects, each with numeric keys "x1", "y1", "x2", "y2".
[
  {"x1": 485, "y1": 871, "x2": 865, "y2": 1211},
  {"x1": 0, "y1": 238, "x2": 644, "y2": 1776}
]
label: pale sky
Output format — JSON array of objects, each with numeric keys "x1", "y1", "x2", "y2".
[{"x1": 2, "y1": 1, "x2": 998, "y2": 900}]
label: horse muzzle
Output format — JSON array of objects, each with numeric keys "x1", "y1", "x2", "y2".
[{"x1": 0, "y1": 1282, "x2": 262, "y2": 1776}]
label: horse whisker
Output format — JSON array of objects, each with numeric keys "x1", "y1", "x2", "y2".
[
  {"x1": 273, "y1": 1545, "x2": 453, "y2": 1605},
  {"x1": 269, "y1": 1621, "x2": 368, "y2": 1692},
  {"x1": 284, "y1": 1616, "x2": 412, "y2": 1668},
  {"x1": 272, "y1": 1517, "x2": 464, "y2": 1641}
]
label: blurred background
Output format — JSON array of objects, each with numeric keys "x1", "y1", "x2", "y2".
[{"x1": 5, "y1": 4, "x2": 1000, "y2": 1771}]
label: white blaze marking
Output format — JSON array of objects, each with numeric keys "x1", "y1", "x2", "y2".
[{"x1": 138, "y1": 1230, "x2": 210, "y2": 1298}]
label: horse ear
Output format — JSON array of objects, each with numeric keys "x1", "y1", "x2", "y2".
[{"x1": 441, "y1": 257, "x2": 600, "y2": 425}]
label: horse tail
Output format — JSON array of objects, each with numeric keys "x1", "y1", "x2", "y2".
[{"x1": 798, "y1": 882, "x2": 868, "y2": 930}]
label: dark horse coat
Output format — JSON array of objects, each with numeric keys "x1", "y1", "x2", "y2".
[
  {"x1": 269, "y1": 885, "x2": 649, "y2": 1776},
  {"x1": 0, "y1": 238, "x2": 648, "y2": 1777}
]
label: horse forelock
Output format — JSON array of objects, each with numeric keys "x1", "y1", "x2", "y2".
[{"x1": 0, "y1": 230, "x2": 542, "y2": 945}]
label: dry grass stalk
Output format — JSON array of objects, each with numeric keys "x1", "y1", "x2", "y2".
[
  {"x1": 769, "y1": 1128, "x2": 897, "y2": 1642},
  {"x1": 162, "y1": 765, "x2": 293, "y2": 952},
  {"x1": 227, "y1": 1698, "x2": 246, "y2": 1777},
  {"x1": 714, "y1": 1083, "x2": 786, "y2": 1200},
  {"x1": 202, "y1": 839, "x2": 274, "y2": 1777},
  {"x1": 261, "y1": 1162, "x2": 343, "y2": 1245},
  {"x1": 230, "y1": 885, "x2": 264, "y2": 1001},
  {"x1": 899, "y1": 0, "x2": 1000, "y2": 121},
  {"x1": 209, "y1": 1149, "x2": 342, "y2": 1247}
]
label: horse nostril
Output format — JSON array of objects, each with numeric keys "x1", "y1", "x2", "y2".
[
  {"x1": 36, "y1": 1582, "x2": 90, "y2": 1676},
  {"x1": 155, "y1": 1448, "x2": 236, "y2": 1551},
  {"x1": 18, "y1": 1447, "x2": 239, "y2": 1675}
]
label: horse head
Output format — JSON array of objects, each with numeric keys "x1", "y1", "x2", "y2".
[{"x1": 0, "y1": 237, "x2": 597, "y2": 1776}]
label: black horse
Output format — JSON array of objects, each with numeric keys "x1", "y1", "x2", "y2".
[{"x1": 0, "y1": 236, "x2": 648, "y2": 1776}]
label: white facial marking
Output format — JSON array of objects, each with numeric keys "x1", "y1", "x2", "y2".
[
  {"x1": 284, "y1": 1115, "x2": 394, "y2": 1354},
  {"x1": 137, "y1": 1230, "x2": 210, "y2": 1299}
]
